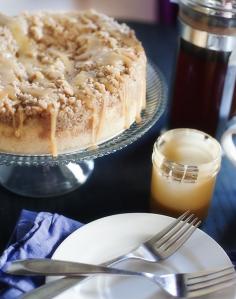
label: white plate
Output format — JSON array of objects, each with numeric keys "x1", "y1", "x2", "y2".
[{"x1": 49, "y1": 213, "x2": 236, "y2": 299}]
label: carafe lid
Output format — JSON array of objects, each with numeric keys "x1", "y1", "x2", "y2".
[{"x1": 180, "y1": 0, "x2": 236, "y2": 18}]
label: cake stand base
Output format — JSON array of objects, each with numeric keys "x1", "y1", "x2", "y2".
[{"x1": 0, "y1": 160, "x2": 94, "y2": 198}]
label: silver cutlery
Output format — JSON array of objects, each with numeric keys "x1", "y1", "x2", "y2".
[
  {"x1": 11, "y1": 211, "x2": 200, "y2": 299},
  {"x1": 6, "y1": 259, "x2": 236, "y2": 298}
]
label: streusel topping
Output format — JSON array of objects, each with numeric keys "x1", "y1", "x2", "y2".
[{"x1": 0, "y1": 10, "x2": 143, "y2": 126}]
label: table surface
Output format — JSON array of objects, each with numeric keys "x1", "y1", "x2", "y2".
[{"x1": 0, "y1": 22, "x2": 236, "y2": 254}]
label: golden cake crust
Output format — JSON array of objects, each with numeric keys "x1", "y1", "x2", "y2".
[{"x1": 0, "y1": 10, "x2": 146, "y2": 156}]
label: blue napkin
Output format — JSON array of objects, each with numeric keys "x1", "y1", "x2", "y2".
[{"x1": 0, "y1": 210, "x2": 83, "y2": 299}]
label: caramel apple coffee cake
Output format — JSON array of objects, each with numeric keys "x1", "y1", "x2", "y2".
[{"x1": 0, "y1": 10, "x2": 146, "y2": 156}]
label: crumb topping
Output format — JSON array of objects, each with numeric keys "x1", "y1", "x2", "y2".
[{"x1": 0, "y1": 10, "x2": 144, "y2": 127}]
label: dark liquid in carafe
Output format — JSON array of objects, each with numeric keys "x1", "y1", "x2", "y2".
[
  {"x1": 169, "y1": 38, "x2": 230, "y2": 136},
  {"x1": 230, "y1": 84, "x2": 236, "y2": 118}
]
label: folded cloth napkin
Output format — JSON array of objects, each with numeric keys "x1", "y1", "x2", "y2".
[{"x1": 0, "y1": 210, "x2": 83, "y2": 299}]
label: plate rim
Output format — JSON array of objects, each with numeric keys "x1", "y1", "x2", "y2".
[{"x1": 51, "y1": 212, "x2": 232, "y2": 264}]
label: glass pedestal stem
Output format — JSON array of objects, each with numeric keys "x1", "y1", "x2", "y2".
[{"x1": 0, "y1": 160, "x2": 94, "y2": 198}]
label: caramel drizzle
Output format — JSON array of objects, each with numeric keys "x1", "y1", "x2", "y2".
[
  {"x1": 136, "y1": 74, "x2": 146, "y2": 124},
  {"x1": 14, "y1": 106, "x2": 25, "y2": 138},
  {"x1": 90, "y1": 96, "x2": 106, "y2": 147},
  {"x1": 95, "y1": 98, "x2": 106, "y2": 141},
  {"x1": 122, "y1": 81, "x2": 129, "y2": 129},
  {"x1": 135, "y1": 81, "x2": 142, "y2": 123},
  {"x1": 91, "y1": 107, "x2": 97, "y2": 145},
  {"x1": 141, "y1": 68, "x2": 146, "y2": 110},
  {"x1": 50, "y1": 107, "x2": 58, "y2": 157},
  {"x1": 135, "y1": 112, "x2": 142, "y2": 124},
  {"x1": 0, "y1": 90, "x2": 8, "y2": 100}
]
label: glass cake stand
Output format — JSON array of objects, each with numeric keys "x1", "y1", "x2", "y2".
[{"x1": 0, "y1": 62, "x2": 167, "y2": 197}]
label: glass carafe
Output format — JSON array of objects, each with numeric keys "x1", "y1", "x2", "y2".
[{"x1": 169, "y1": 0, "x2": 236, "y2": 136}]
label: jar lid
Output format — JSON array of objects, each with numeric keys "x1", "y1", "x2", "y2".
[
  {"x1": 152, "y1": 129, "x2": 222, "y2": 182},
  {"x1": 180, "y1": 0, "x2": 236, "y2": 18}
]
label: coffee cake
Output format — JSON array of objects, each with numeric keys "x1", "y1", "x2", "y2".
[{"x1": 0, "y1": 10, "x2": 146, "y2": 156}]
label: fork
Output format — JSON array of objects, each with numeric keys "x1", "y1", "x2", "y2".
[
  {"x1": 13, "y1": 211, "x2": 201, "y2": 299},
  {"x1": 7, "y1": 259, "x2": 236, "y2": 298}
]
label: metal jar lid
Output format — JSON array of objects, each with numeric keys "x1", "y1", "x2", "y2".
[
  {"x1": 180, "y1": 0, "x2": 236, "y2": 18},
  {"x1": 179, "y1": 0, "x2": 236, "y2": 51}
]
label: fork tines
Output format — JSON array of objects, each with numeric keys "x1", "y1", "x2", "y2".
[
  {"x1": 150, "y1": 211, "x2": 201, "y2": 256},
  {"x1": 186, "y1": 266, "x2": 236, "y2": 297}
]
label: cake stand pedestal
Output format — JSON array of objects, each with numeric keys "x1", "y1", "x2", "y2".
[
  {"x1": 0, "y1": 62, "x2": 167, "y2": 198},
  {"x1": 0, "y1": 161, "x2": 94, "y2": 197}
]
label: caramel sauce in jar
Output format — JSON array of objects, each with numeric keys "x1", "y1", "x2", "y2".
[{"x1": 150, "y1": 129, "x2": 221, "y2": 220}]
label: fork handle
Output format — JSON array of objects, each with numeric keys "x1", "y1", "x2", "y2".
[
  {"x1": 14, "y1": 252, "x2": 135, "y2": 299},
  {"x1": 6, "y1": 258, "x2": 140, "y2": 277}
]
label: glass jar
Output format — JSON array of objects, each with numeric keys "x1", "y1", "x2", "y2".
[
  {"x1": 150, "y1": 129, "x2": 222, "y2": 219},
  {"x1": 169, "y1": 0, "x2": 236, "y2": 136}
]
